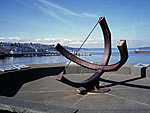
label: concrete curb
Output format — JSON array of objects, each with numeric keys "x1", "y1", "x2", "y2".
[
  {"x1": 1, "y1": 62, "x2": 150, "y2": 77},
  {"x1": 66, "y1": 63, "x2": 150, "y2": 78}
]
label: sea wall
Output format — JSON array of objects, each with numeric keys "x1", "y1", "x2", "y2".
[
  {"x1": 0, "y1": 62, "x2": 150, "y2": 97},
  {"x1": 0, "y1": 63, "x2": 65, "y2": 97},
  {"x1": 1, "y1": 62, "x2": 150, "y2": 77}
]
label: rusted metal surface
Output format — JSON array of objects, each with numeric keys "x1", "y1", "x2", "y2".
[
  {"x1": 55, "y1": 40, "x2": 128, "y2": 71},
  {"x1": 54, "y1": 17, "x2": 128, "y2": 92}
]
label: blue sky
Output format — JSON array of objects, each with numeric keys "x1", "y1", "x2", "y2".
[{"x1": 0, "y1": 0, "x2": 150, "y2": 48}]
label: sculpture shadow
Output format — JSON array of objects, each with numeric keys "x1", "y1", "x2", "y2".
[
  {"x1": 100, "y1": 76, "x2": 150, "y2": 89},
  {"x1": 99, "y1": 67, "x2": 150, "y2": 89},
  {"x1": 0, "y1": 67, "x2": 65, "y2": 97}
]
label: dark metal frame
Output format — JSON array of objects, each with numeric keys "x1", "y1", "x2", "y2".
[{"x1": 54, "y1": 17, "x2": 128, "y2": 92}]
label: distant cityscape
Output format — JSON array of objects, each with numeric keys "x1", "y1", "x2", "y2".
[
  {"x1": 0, "y1": 42, "x2": 55, "y2": 53},
  {"x1": 0, "y1": 42, "x2": 78, "y2": 58}
]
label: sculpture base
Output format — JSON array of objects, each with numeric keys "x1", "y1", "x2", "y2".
[
  {"x1": 77, "y1": 87, "x2": 110, "y2": 95},
  {"x1": 89, "y1": 87, "x2": 110, "y2": 94}
]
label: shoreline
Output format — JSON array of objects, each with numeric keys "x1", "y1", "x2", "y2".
[{"x1": 0, "y1": 62, "x2": 149, "y2": 76}]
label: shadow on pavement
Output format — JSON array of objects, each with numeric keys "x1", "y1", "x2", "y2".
[
  {"x1": 100, "y1": 76, "x2": 150, "y2": 89},
  {"x1": 0, "y1": 67, "x2": 64, "y2": 97}
]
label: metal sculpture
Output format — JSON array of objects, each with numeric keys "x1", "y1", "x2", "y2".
[{"x1": 54, "y1": 17, "x2": 128, "y2": 93}]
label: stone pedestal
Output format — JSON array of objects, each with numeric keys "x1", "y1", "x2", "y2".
[{"x1": 131, "y1": 64, "x2": 149, "y2": 78}]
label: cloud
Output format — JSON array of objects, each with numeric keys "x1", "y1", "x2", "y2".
[
  {"x1": 127, "y1": 40, "x2": 150, "y2": 48},
  {"x1": 34, "y1": 2, "x2": 68, "y2": 24},
  {"x1": 38, "y1": 0, "x2": 82, "y2": 17},
  {"x1": 1, "y1": 36, "x2": 150, "y2": 48},
  {"x1": 16, "y1": 0, "x2": 99, "y2": 24},
  {"x1": 16, "y1": 0, "x2": 32, "y2": 8},
  {"x1": 36, "y1": 37, "x2": 72, "y2": 45},
  {"x1": 35, "y1": 0, "x2": 99, "y2": 23},
  {"x1": 0, "y1": 37, "x2": 22, "y2": 42},
  {"x1": 35, "y1": 37, "x2": 105, "y2": 48},
  {"x1": 81, "y1": 12, "x2": 99, "y2": 18}
]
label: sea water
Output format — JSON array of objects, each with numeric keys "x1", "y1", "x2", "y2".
[{"x1": 0, "y1": 48, "x2": 150, "y2": 68}]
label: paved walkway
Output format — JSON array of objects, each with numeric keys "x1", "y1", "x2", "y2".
[{"x1": 1, "y1": 73, "x2": 150, "y2": 113}]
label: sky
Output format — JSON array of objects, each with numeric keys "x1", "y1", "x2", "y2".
[{"x1": 0, "y1": 0, "x2": 150, "y2": 48}]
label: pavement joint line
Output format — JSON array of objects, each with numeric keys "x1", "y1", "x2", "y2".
[
  {"x1": 62, "y1": 94, "x2": 79, "y2": 99},
  {"x1": 18, "y1": 90, "x2": 76, "y2": 93},
  {"x1": 106, "y1": 93, "x2": 150, "y2": 107},
  {"x1": 110, "y1": 88, "x2": 132, "y2": 89},
  {"x1": 88, "y1": 92, "x2": 109, "y2": 95},
  {"x1": 99, "y1": 74, "x2": 112, "y2": 86},
  {"x1": 72, "y1": 94, "x2": 88, "y2": 107}
]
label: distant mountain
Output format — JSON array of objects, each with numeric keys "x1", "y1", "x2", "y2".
[
  {"x1": 63, "y1": 46, "x2": 88, "y2": 51},
  {"x1": 138, "y1": 47, "x2": 150, "y2": 50}
]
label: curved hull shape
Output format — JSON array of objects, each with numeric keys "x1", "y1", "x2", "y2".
[{"x1": 135, "y1": 51, "x2": 150, "y2": 54}]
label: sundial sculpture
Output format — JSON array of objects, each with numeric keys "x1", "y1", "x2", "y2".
[{"x1": 54, "y1": 17, "x2": 128, "y2": 93}]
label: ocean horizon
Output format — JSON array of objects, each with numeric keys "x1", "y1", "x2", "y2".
[{"x1": 0, "y1": 48, "x2": 150, "y2": 68}]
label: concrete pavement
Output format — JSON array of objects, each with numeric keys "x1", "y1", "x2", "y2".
[
  {"x1": 0, "y1": 72, "x2": 150, "y2": 112},
  {"x1": 0, "y1": 63, "x2": 150, "y2": 112}
]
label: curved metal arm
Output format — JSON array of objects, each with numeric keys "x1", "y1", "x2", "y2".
[
  {"x1": 54, "y1": 17, "x2": 111, "y2": 90},
  {"x1": 54, "y1": 40, "x2": 128, "y2": 71},
  {"x1": 98, "y1": 17, "x2": 111, "y2": 65},
  {"x1": 54, "y1": 17, "x2": 128, "y2": 92},
  {"x1": 103, "y1": 40, "x2": 128, "y2": 71},
  {"x1": 54, "y1": 17, "x2": 111, "y2": 71},
  {"x1": 56, "y1": 70, "x2": 103, "y2": 90}
]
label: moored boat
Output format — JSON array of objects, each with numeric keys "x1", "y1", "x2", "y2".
[{"x1": 135, "y1": 49, "x2": 150, "y2": 54}]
